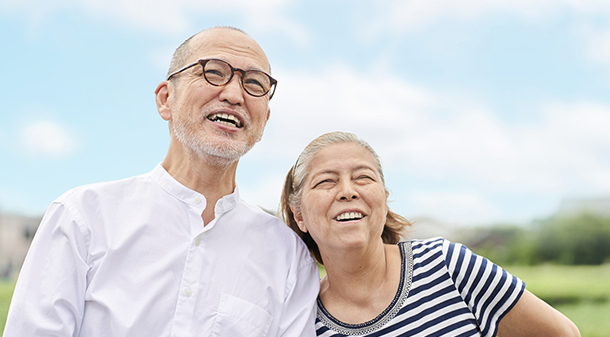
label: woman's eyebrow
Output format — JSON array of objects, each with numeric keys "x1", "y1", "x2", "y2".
[
  {"x1": 310, "y1": 170, "x2": 338, "y2": 180},
  {"x1": 353, "y1": 165, "x2": 377, "y2": 173}
]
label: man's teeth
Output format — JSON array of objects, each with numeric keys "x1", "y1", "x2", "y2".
[
  {"x1": 336, "y1": 212, "x2": 364, "y2": 221},
  {"x1": 208, "y1": 113, "x2": 242, "y2": 127}
]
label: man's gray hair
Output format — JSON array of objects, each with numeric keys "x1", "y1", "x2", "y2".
[{"x1": 166, "y1": 26, "x2": 265, "y2": 80}]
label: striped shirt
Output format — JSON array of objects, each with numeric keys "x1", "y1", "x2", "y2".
[{"x1": 315, "y1": 237, "x2": 525, "y2": 337}]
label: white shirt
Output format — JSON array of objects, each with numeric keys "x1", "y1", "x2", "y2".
[{"x1": 4, "y1": 164, "x2": 320, "y2": 337}]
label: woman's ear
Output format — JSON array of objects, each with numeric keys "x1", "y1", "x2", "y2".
[{"x1": 290, "y1": 206, "x2": 308, "y2": 233}]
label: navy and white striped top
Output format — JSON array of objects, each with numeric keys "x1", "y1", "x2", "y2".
[{"x1": 315, "y1": 237, "x2": 525, "y2": 337}]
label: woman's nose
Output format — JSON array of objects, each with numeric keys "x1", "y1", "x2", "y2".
[{"x1": 337, "y1": 182, "x2": 359, "y2": 201}]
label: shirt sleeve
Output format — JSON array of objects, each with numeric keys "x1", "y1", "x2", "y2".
[
  {"x1": 442, "y1": 240, "x2": 525, "y2": 337},
  {"x1": 276, "y1": 247, "x2": 320, "y2": 337},
  {"x1": 3, "y1": 201, "x2": 90, "y2": 337}
]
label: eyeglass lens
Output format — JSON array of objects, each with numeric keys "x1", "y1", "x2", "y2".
[{"x1": 203, "y1": 60, "x2": 272, "y2": 97}]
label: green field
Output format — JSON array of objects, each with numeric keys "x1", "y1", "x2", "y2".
[
  {"x1": 2, "y1": 264, "x2": 610, "y2": 335},
  {"x1": 1, "y1": 280, "x2": 14, "y2": 333},
  {"x1": 505, "y1": 264, "x2": 610, "y2": 337}
]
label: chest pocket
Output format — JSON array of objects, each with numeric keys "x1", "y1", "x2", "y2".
[{"x1": 211, "y1": 293, "x2": 273, "y2": 337}]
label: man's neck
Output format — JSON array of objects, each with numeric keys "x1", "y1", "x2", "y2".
[{"x1": 162, "y1": 144, "x2": 239, "y2": 225}]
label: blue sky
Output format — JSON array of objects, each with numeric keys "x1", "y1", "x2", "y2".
[{"x1": 1, "y1": 0, "x2": 609, "y2": 227}]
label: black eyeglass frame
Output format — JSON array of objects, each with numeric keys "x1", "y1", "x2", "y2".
[{"x1": 166, "y1": 58, "x2": 277, "y2": 99}]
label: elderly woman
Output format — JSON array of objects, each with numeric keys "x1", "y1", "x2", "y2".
[{"x1": 281, "y1": 131, "x2": 579, "y2": 337}]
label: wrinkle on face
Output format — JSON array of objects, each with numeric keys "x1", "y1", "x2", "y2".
[{"x1": 168, "y1": 28, "x2": 271, "y2": 166}]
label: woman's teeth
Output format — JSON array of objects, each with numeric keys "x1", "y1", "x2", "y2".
[{"x1": 335, "y1": 212, "x2": 364, "y2": 221}]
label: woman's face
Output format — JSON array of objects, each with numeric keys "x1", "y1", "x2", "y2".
[{"x1": 294, "y1": 142, "x2": 388, "y2": 255}]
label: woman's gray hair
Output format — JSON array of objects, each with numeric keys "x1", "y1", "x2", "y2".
[{"x1": 280, "y1": 131, "x2": 411, "y2": 264}]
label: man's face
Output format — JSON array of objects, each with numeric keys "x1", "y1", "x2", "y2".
[{"x1": 169, "y1": 29, "x2": 271, "y2": 165}]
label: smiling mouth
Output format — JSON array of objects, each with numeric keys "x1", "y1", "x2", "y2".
[
  {"x1": 207, "y1": 113, "x2": 242, "y2": 128},
  {"x1": 335, "y1": 212, "x2": 364, "y2": 222}
]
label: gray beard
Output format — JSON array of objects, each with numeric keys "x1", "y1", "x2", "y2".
[{"x1": 172, "y1": 117, "x2": 262, "y2": 167}]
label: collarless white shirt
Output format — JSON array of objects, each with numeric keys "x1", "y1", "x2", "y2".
[{"x1": 4, "y1": 164, "x2": 319, "y2": 337}]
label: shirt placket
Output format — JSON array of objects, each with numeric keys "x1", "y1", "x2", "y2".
[{"x1": 170, "y1": 202, "x2": 207, "y2": 337}]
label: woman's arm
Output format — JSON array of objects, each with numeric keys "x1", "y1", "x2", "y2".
[{"x1": 497, "y1": 289, "x2": 580, "y2": 337}]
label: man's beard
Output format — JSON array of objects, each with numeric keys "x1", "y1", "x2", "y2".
[{"x1": 172, "y1": 111, "x2": 265, "y2": 167}]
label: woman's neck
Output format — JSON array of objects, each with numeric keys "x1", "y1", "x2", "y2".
[{"x1": 320, "y1": 243, "x2": 402, "y2": 324}]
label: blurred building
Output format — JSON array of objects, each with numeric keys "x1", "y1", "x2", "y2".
[
  {"x1": 556, "y1": 197, "x2": 610, "y2": 217},
  {"x1": 0, "y1": 213, "x2": 42, "y2": 280},
  {"x1": 404, "y1": 216, "x2": 461, "y2": 242}
]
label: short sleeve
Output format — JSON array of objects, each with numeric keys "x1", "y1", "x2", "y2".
[{"x1": 442, "y1": 240, "x2": 525, "y2": 337}]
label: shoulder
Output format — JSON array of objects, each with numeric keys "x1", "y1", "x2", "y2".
[
  {"x1": 47, "y1": 172, "x2": 155, "y2": 229},
  {"x1": 408, "y1": 236, "x2": 447, "y2": 257},
  {"x1": 237, "y1": 198, "x2": 296, "y2": 235},
  {"x1": 237, "y1": 199, "x2": 280, "y2": 222},
  {"x1": 55, "y1": 172, "x2": 152, "y2": 207},
  {"x1": 408, "y1": 237, "x2": 471, "y2": 260},
  {"x1": 406, "y1": 237, "x2": 476, "y2": 275},
  {"x1": 34, "y1": 175, "x2": 152, "y2": 251},
  {"x1": 237, "y1": 199, "x2": 313, "y2": 259}
]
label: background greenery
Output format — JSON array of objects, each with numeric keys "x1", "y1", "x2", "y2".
[
  {"x1": 506, "y1": 264, "x2": 610, "y2": 337},
  {"x1": 460, "y1": 213, "x2": 610, "y2": 337},
  {"x1": 462, "y1": 213, "x2": 610, "y2": 266},
  {"x1": 1, "y1": 281, "x2": 14, "y2": 333}
]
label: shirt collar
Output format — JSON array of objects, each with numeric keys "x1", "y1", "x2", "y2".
[{"x1": 150, "y1": 164, "x2": 240, "y2": 215}]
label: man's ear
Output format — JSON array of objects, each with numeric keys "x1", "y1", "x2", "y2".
[
  {"x1": 155, "y1": 81, "x2": 173, "y2": 121},
  {"x1": 290, "y1": 206, "x2": 308, "y2": 233}
]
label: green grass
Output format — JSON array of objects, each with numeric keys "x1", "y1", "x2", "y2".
[
  {"x1": 504, "y1": 264, "x2": 610, "y2": 305},
  {"x1": 504, "y1": 264, "x2": 610, "y2": 337},
  {"x1": 555, "y1": 301, "x2": 610, "y2": 337},
  {"x1": 0, "y1": 281, "x2": 15, "y2": 334}
]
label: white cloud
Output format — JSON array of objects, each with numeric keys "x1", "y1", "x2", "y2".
[
  {"x1": 19, "y1": 120, "x2": 77, "y2": 158},
  {"x1": 363, "y1": 0, "x2": 610, "y2": 36},
  {"x1": 0, "y1": 0, "x2": 302, "y2": 39},
  {"x1": 257, "y1": 64, "x2": 433, "y2": 158},
  {"x1": 251, "y1": 65, "x2": 610, "y2": 224},
  {"x1": 584, "y1": 28, "x2": 610, "y2": 66},
  {"x1": 5, "y1": 0, "x2": 610, "y2": 66},
  {"x1": 407, "y1": 190, "x2": 500, "y2": 225},
  {"x1": 532, "y1": 103, "x2": 610, "y2": 191}
]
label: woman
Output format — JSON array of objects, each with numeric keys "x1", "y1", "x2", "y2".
[{"x1": 281, "y1": 131, "x2": 580, "y2": 337}]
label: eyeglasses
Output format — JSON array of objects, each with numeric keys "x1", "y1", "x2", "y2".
[{"x1": 166, "y1": 58, "x2": 277, "y2": 99}]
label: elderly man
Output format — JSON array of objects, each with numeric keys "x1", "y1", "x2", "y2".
[{"x1": 4, "y1": 27, "x2": 319, "y2": 337}]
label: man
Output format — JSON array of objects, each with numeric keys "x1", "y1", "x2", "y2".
[{"x1": 3, "y1": 27, "x2": 319, "y2": 337}]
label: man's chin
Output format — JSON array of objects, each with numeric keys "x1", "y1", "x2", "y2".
[
  {"x1": 173, "y1": 122, "x2": 260, "y2": 166},
  {"x1": 197, "y1": 141, "x2": 255, "y2": 166}
]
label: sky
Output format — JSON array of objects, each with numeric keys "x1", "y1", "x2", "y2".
[{"x1": 1, "y1": 0, "x2": 609, "y2": 228}]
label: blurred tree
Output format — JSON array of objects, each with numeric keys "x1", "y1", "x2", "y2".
[
  {"x1": 534, "y1": 213, "x2": 610, "y2": 265},
  {"x1": 461, "y1": 225, "x2": 536, "y2": 265},
  {"x1": 461, "y1": 213, "x2": 610, "y2": 265}
]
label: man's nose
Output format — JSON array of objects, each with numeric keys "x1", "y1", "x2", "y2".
[{"x1": 218, "y1": 75, "x2": 245, "y2": 105}]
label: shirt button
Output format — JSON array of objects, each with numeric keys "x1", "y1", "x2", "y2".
[
  {"x1": 195, "y1": 238, "x2": 201, "y2": 246},
  {"x1": 184, "y1": 288, "x2": 192, "y2": 297},
  {"x1": 195, "y1": 197, "x2": 202, "y2": 204}
]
